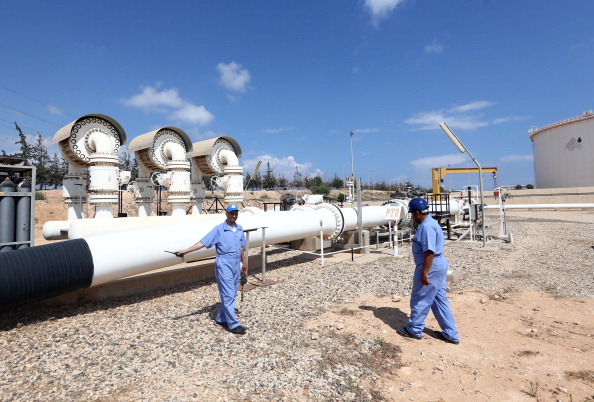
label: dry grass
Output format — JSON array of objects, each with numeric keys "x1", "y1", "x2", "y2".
[
  {"x1": 565, "y1": 370, "x2": 594, "y2": 384},
  {"x1": 517, "y1": 350, "x2": 540, "y2": 357},
  {"x1": 314, "y1": 331, "x2": 403, "y2": 400}
]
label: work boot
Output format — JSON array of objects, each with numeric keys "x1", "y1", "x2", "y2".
[{"x1": 228, "y1": 325, "x2": 247, "y2": 335}]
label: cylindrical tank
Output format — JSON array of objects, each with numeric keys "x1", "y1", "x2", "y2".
[
  {"x1": 529, "y1": 111, "x2": 594, "y2": 188},
  {"x1": 16, "y1": 180, "x2": 32, "y2": 249},
  {"x1": 0, "y1": 177, "x2": 17, "y2": 252}
]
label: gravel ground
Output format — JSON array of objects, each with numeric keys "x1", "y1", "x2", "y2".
[{"x1": 1, "y1": 209, "x2": 593, "y2": 400}]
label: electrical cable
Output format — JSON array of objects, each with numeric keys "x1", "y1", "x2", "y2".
[
  {"x1": 0, "y1": 102, "x2": 62, "y2": 127},
  {"x1": 0, "y1": 84, "x2": 73, "y2": 117}
]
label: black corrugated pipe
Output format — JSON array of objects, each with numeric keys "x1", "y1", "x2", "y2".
[{"x1": 0, "y1": 239, "x2": 94, "y2": 311}]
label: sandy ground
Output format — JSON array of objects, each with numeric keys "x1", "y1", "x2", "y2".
[
  {"x1": 307, "y1": 291, "x2": 593, "y2": 401},
  {"x1": 29, "y1": 190, "x2": 594, "y2": 401}
]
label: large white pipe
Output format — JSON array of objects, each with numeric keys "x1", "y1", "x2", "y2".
[
  {"x1": 485, "y1": 203, "x2": 594, "y2": 209},
  {"x1": 87, "y1": 205, "x2": 394, "y2": 285},
  {"x1": 67, "y1": 213, "x2": 224, "y2": 239},
  {"x1": 2, "y1": 205, "x2": 399, "y2": 309}
]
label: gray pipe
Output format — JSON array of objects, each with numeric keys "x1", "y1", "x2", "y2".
[
  {"x1": 0, "y1": 177, "x2": 17, "y2": 252},
  {"x1": 16, "y1": 180, "x2": 32, "y2": 249}
]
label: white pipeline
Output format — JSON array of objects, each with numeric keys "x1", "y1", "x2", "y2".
[
  {"x1": 485, "y1": 203, "x2": 594, "y2": 209},
  {"x1": 87, "y1": 205, "x2": 398, "y2": 286}
]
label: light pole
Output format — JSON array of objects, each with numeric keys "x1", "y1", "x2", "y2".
[
  {"x1": 439, "y1": 123, "x2": 486, "y2": 247},
  {"x1": 348, "y1": 130, "x2": 356, "y2": 204},
  {"x1": 349, "y1": 130, "x2": 363, "y2": 247},
  {"x1": 349, "y1": 130, "x2": 355, "y2": 179}
]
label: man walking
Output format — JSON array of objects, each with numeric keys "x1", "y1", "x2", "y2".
[
  {"x1": 175, "y1": 204, "x2": 248, "y2": 335},
  {"x1": 397, "y1": 198, "x2": 459, "y2": 344}
]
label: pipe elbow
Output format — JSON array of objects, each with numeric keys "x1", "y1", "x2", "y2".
[
  {"x1": 87, "y1": 129, "x2": 116, "y2": 155},
  {"x1": 218, "y1": 148, "x2": 239, "y2": 167},
  {"x1": 163, "y1": 141, "x2": 188, "y2": 162}
]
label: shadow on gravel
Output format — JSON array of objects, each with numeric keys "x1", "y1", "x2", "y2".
[
  {"x1": 171, "y1": 302, "x2": 218, "y2": 321},
  {"x1": 0, "y1": 277, "x2": 219, "y2": 332}
]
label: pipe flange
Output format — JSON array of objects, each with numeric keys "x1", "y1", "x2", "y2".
[
  {"x1": 66, "y1": 117, "x2": 120, "y2": 166},
  {"x1": 314, "y1": 203, "x2": 344, "y2": 240},
  {"x1": 148, "y1": 131, "x2": 187, "y2": 170}
]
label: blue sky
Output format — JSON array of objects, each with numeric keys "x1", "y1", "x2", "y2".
[{"x1": 1, "y1": 0, "x2": 593, "y2": 190}]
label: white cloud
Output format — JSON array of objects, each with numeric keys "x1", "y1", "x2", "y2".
[
  {"x1": 499, "y1": 154, "x2": 533, "y2": 163},
  {"x1": 450, "y1": 100, "x2": 495, "y2": 113},
  {"x1": 169, "y1": 104, "x2": 214, "y2": 126},
  {"x1": 217, "y1": 62, "x2": 251, "y2": 93},
  {"x1": 46, "y1": 105, "x2": 65, "y2": 115},
  {"x1": 122, "y1": 86, "x2": 184, "y2": 111},
  {"x1": 354, "y1": 128, "x2": 380, "y2": 133},
  {"x1": 492, "y1": 115, "x2": 530, "y2": 125},
  {"x1": 364, "y1": 0, "x2": 407, "y2": 26},
  {"x1": 243, "y1": 154, "x2": 323, "y2": 179},
  {"x1": 411, "y1": 153, "x2": 468, "y2": 171},
  {"x1": 405, "y1": 100, "x2": 522, "y2": 131},
  {"x1": 424, "y1": 39, "x2": 444, "y2": 54},
  {"x1": 122, "y1": 85, "x2": 214, "y2": 127},
  {"x1": 262, "y1": 126, "x2": 296, "y2": 134}
]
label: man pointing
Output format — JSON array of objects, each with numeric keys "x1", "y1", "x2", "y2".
[{"x1": 175, "y1": 204, "x2": 248, "y2": 335}]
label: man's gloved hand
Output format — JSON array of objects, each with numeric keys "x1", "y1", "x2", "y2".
[{"x1": 240, "y1": 273, "x2": 247, "y2": 286}]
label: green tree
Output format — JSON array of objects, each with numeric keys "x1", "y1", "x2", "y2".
[
  {"x1": 331, "y1": 175, "x2": 344, "y2": 189},
  {"x1": 292, "y1": 167, "x2": 303, "y2": 188},
  {"x1": 311, "y1": 175, "x2": 323, "y2": 188},
  {"x1": 31, "y1": 134, "x2": 50, "y2": 189},
  {"x1": 263, "y1": 162, "x2": 276, "y2": 189},
  {"x1": 251, "y1": 172, "x2": 262, "y2": 190},
  {"x1": 14, "y1": 122, "x2": 33, "y2": 165},
  {"x1": 119, "y1": 148, "x2": 138, "y2": 181},
  {"x1": 526, "y1": 184, "x2": 534, "y2": 189},
  {"x1": 303, "y1": 176, "x2": 311, "y2": 188},
  {"x1": 47, "y1": 153, "x2": 66, "y2": 189},
  {"x1": 311, "y1": 186, "x2": 330, "y2": 196},
  {"x1": 277, "y1": 174, "x2": 288, "y2": 189}
]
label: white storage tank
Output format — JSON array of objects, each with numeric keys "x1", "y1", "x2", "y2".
[{"x1": 529, "y1": 111, "x2": 594, "y2": 188}]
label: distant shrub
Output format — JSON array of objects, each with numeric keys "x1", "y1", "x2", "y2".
[
  {"x1": 35, "y1": 192, "x2": 46, "y2": 200},
  {"x1": 337, "y1": 193, "x2": 346, "y2": 202},
  {"x1": 260, "y1": 194, "x2": 269, "y2": 200},
  {"x1": 311, "y1": 186, "x2": 330, "y2": 196}
]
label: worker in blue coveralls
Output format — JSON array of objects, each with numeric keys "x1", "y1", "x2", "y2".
[
  {"x1": 174, "y1": 204, "x2": 248, "y2": 335},
  {"x1": 397, "y1": 198, "x2": 460, "y2": 344}
]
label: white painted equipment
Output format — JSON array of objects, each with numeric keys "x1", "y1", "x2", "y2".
[
  {"x1": 53, "y1": 114, "x2": 127, "y2": 219},
  {"x1": 187, "y1": 136, "x2": 244, "y2": 209},
  {"x1": 127, "y1": 127, "x2": 193, "y2": 217}
]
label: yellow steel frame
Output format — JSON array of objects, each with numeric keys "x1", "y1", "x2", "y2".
[{"x1": 432, "y1": 167, "x2": 498, "y2": 195}]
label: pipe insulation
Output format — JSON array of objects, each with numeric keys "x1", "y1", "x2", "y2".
[{"x1": 0, "y1": 205, "x2": 399, "y2": 309}]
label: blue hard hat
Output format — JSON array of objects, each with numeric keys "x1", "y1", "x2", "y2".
[
  {"x1": 408, "y1": 198, "x2": 428, "y2": 212},
  {"x1": 226, "y1": 204, "x2": 239, "y2": 212}
]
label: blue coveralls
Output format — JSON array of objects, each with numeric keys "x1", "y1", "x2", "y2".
[
  {"x1": 200, "y1": 221, "x2": 246, "y2": 330},
  {"x1": 406, "y1": 215, "x2": 459, "y2": 342}
]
